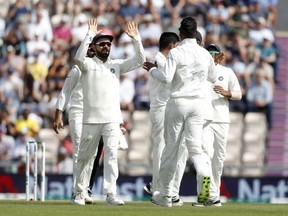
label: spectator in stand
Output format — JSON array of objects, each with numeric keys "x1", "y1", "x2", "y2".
[
  {"x1": 0, "y1": 66, "x2": 23, "y2": 120},
  {"x1": 53, "y1": 14, "x2": 73, "y2": 47},
  {"x1": 13, "y1": 128, "x2": 34, "y2": 173},
  {"x1": 0, "y1": 109, "x2": 17, "y2": 137},
  {"x1": 30, "y1": 0, "x2": 51, "y2": 28},
  {"x1": 248, "y1": 16, "x2": 274, "y2": 46},
  {"x1": 15, "y1": 108, "x2": 40, "y2": 138},
  {"x1": 245, "y1": 57, "x2": 275, "y2": 89},
  {"x1": 71, "y1": 13, "x2": 88, "y2": 43},
  {"x1": 182, "y1": 0, "x2": 209, "y2": 26},
  {"x1": 26, "y1": 30, "x2": 51, "y2": 67},
  {"x1": 206, "y1": 0, "x2": 230, "y2": 36},
  {"x1": 246, "y1": 67, "x2": 273, "y2": 129},
  {"x1": 6, "y1": 0, "x2": 30, "y2": 29},
  {"x1": 28, "y1": 8, "x2": 53, "y2": 44},
  {"x1": 140, "y1": 0, "x2": 162, "y2": 23},
  {"x1": 3, "y1": 16, "x2": 29, "y2": 57},
  {"x1": 247, "y1": 0, "x2": 267, "y2": 25},
  {"x1": 0, "y1": 45, "x2": 26, "y2": 78},
  {"x1": 25, "y1": 53, "x2": 48, "y2": 101},
  {"x1": 257, "y1": 0, "x2": 278, "y2": 27},
  {"x1": 0, "y1": 125, "x2": 15, "y2": 171},
  {"x1": 162, "y1": 0, "x2": 185, "y2": 19},
  {"x1": 118, "y1": 0, "x2": 144, "y2": 25},
  {"x1": 139, "y1": 14, "x2": 162, "y2": 48},
  {"x1": 134, "y1": 71, "x2": 150, "y2": 110},
  {"x1": 255, "y1": 32, "x2": 278, "y2": 83},
  {"x1": 47, "y1": 51, "x2": 69, "y2": 92}
]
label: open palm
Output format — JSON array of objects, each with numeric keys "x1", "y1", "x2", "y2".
[
  {"x1": 88, "y1": 18, "x2": 102, "y2": 35},
  {"x1": 125, "y1": 21, "x2": 139, "y2": 38}
]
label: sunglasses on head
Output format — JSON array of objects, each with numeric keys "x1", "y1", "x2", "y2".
[{"x1": 96, "y1": 42, "x2": 112, "y2": 47}]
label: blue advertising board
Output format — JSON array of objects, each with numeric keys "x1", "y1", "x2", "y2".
[{"x1": 0, "y1": 174, "x2": 288, "y2": 202}]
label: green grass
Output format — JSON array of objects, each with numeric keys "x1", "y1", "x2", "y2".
[{"x1": 0, "y1": 200, "x2": 287, "y2": 216}]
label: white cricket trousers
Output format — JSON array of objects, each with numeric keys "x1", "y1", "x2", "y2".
[
  {"x1": 202, "y1": 122, "x2": 229, "y2": 200},
  {"x1": 74, "y1": 123, "x2": 120, "y2": 196},
  {"x1": 69, "y1": 112, "x2": 95, "y2": 195},
  {"x1": 149, "y1": 106, "x2": 187, "y2": 195},
  {"x1": 68, "y1": 112, "x2": 82, "y2": 194},
  {"x1": 157, "y1": 97, "x2": 209, "y2": 196}
]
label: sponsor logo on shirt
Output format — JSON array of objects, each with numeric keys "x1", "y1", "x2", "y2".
[
  {"x1": 218, "y1": 76, "x2": 224, "y2": 81},
  {"x1": 110, "y1": 68, "x2": 115, "y2": 73}
]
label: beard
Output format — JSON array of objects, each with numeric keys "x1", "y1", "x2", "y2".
[{"x1": 97, "y1": 49, "x2": 110, "y2": 59}]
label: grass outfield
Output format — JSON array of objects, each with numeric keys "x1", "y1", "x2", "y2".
[{"x1": 0, "y1": 200, "x2": 287, "y2": 216}]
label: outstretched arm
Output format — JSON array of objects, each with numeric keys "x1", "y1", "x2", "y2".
[
  {"x1": 74, "y1": 18, "x2": 102, "y2": 69},
  {"x1": 120, "y1": 21, "x2": 145, "y2": 74}
]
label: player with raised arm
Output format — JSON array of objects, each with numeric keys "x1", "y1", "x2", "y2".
[{"x1": 72, "y1": 18, "x2": 145, "y2": 205}]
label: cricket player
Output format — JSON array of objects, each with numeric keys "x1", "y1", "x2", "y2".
[
  {"x1": 144, "y1": 32, "x2": 185, "y2": 206},
  {"x1": 143, "y1": 17, "x2": 217, "y2": 207},
  {"x1": 53, "y1": 46, "x2": 100, "y2": 204},
  {"x1": 193, "y1": 44, "x2": 242, "y2": 207},
  {"x1": 72, "y1": 18, "x2": 145, "y2": 205},
  {"x1": 53, "y1": 63, "x2": 128, "y2": 204}
]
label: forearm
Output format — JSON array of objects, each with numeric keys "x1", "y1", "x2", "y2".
[
  {"x1": 132, "y1": 35, "x2": 146, "y2": 66},
  {"x1": 54, "y1": 109, "x2": 63, "y2": 122},
  {"x1": 74, "y1": 30, "x2": 95, "y2": 66},
  {"x1": 120, "y1": 35, "x2": 146, "y2": 73}
]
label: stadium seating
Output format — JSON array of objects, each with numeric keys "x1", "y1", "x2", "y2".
[
  {"x1": 240, "y1": 112, "x2": 267, "y2": 176},
  {"x1": 121, "y1": 110, "x2": 152, "y2": 176},
  {"x1": 224, "y1": 112, "x2": 244, "y2": 176}
]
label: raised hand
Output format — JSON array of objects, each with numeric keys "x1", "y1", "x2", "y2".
[
  {"x1": 88, "y1": 18, "x2": 102, "y2": 35},
  {"x1": 125, "y1": 21, "x2": 139, "y2": 38}
]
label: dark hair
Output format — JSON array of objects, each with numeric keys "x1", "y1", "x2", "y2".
[
  {"x1": 179, "y1": 17, "x2": 197, "y2": 38},
  {"x1": 195, "y1": 30, "x2": 202, "y2": 43},
  {"x1": 159, "y1": 32, "x2": 180, "y2": 50}
]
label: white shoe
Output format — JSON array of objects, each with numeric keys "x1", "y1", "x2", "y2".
[
  {"x1": 85, "y1": 195, "x2": 93, "y2": 204},
  {"x1": 106, "y1": 194, "x2": 125, "y2": 206},
  {"x1": 172, "y1": 195, "x2": 183, "y2": 206},
  {"x1": 151, "y1": 193, "x2": 172, "y2": 207},
  {"x1": 72, "y1": 193, "x2": 85, "y2": 205}
]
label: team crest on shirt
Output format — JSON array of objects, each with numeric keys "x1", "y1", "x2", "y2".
[
  {"x1": 110, "y1": 68, "x2": 115, "y2": 73},
  {"x1": 218, "y1": 76, "x2": 224, "y2": 81}
]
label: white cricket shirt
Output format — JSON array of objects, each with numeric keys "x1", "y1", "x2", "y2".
[
  {"x1": 212, "y1": 64, "x2": 242, "y2": 123},
  {"x1": 150, "y1": 38, "x2": 217, "y2": 99},
  {"x1": 75, "y1": 30, "x2": 145, "y2": 124},
  {"x1": 55, "y1": 65, "x2": 83, "y2": 119},
  {"x1": 148, "y1": 51, "x2": 171, "y2": 108}
]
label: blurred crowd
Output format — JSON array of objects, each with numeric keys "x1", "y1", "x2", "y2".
[{"x1": 0, "y1": 0, "x2": 279, "y2": 174}]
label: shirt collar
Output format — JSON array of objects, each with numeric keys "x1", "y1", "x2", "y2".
[
  {"x1": 180, "y1": 38, "x2": 197, "y2": 45},
  {"x1": 93, "y1": 56, "x2": 111, "y2": 64}
]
